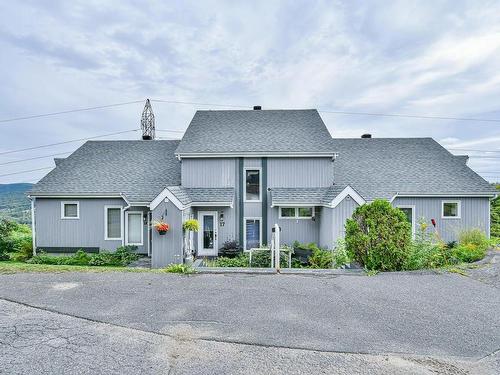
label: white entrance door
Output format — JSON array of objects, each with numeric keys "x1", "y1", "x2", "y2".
[{"x1": 198, "y1": 211, "x2": 218, "y2": 256}]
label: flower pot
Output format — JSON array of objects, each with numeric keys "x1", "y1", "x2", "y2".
[{"x1": 158, "y1": 230, "x2": 167, "y2": 235}]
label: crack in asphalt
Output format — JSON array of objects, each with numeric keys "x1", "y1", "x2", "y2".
[{"x1": 1, "y1": 295, "x2": 496, "y2": 364}]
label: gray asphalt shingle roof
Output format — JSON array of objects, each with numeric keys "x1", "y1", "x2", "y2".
[
  {"x1": 331, "y1": 138, "x2": 496, "y2": 201},
  {"x1": 30, "y1": 140, "x2": 181, "y2": 202},
  {"x1": 175, "y1": 109, "x2": 335, "y2": 155},
  {"x1": 271, "y1": 186, "x2": 348, "y2": 206},
  {"x1": 168, "y1": 186, "x2": 234, "y2": 205}
]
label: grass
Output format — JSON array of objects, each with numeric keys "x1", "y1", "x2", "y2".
[{"x1": 0, "y1": 261, "x2": 151, "y2": 274}]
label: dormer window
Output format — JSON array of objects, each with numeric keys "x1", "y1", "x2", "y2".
[{"x1": 245, "y1": 168, "x2": 261, "y2": 202}]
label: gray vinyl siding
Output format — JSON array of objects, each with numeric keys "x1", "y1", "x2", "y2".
[
  {"x1": 267, "y1": 157, "x2": 333, "y2": 188},
  {"x1": 35, "y1": 198, "x2": 125, "y2": 251},
  {"x1": 392, "y1": 197, "x2": 490, "y2": 242},
  {"x1": 151, "y1": 199, "x2": 184, "y2": 268},
  {"x1": 267, "y1": 206, "x2": 319, "y2": 246},
  {"x1": 181, "y1": 158, "x2": 236, "y2": 187},
  {"x1": 319, "y1": 198, "x2": 359, "y2": 249}
]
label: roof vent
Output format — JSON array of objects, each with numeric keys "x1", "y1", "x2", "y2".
[
  {"x1": 253, "y1": 105, "x2": 262, "y2": 110},
  {"x1": 361, "y1": 134, "x2": 372, "y2": 139}
]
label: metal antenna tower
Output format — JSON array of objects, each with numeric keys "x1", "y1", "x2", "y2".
[{"x1": 141, "y1": 99, "x2": 155, "y2": 140}]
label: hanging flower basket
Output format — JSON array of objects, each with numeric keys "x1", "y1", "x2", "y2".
[{"x1": 153, "y1": 220, "x2": 170, "y2": 235}]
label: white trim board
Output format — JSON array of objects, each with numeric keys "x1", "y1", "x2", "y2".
[
  {"x1": 441, "y1": 200, "x2": 462, "y2": 219},
  {"x1": 60, "y1": 201, "x2": 80, "y2": 219},
  {"x1": 125, "y1": 211, "x2": 144, "y2": 246},
  {"x1": 329, "y1": 186, "x2": 366, "y2": 208},
  {"x1": 176, "y1": 152, "x2": 337, "y2": 160},
  {"x1": 243, "y1": 217, "x2": 263, "y2": 251},
  {"x1": 396, "y1": 205, "x2": 416, "y2": 237},
  {"x1": 104, "y1": 205, "x2": 124, "y2": 241},
  {"x1": 243, "y1": 167, "x2": 262, "y2": 203}
]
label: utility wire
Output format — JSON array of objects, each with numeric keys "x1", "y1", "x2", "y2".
[
  {"x1": 0, "y1": 167, "x2": 53, "y2": 178},
  {"x1": 0, "y1": 129, "x2": 139, "y2": 156},
  {"x1": 0, "y1": 100, "x2": 143, "y2": 124},
  {"x1": 0, "y1": 151, "x2": 72, "y2": 166},
  {"x1": 151, "y1": 99, "x2": 249, "y2": 109},
  {"x1": 318, "y1": 110, "x2": 500, "y2": 123},
  {"x1": 447, "y1": 148, "x2": 500, "y2": 153}
]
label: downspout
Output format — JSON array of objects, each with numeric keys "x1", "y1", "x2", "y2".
[
  {"x1": 120, "y1": 193, "x2": 131, "y2": 247},
  {"x1": 29, "y1": 196, "x2": 36, "y2": 256},
  {"x1": 261, "y1": 157, "x2": 268, "y2": 245},
  {"x1": 238, "y1": 158, "x2": 244, "y2": 248}
]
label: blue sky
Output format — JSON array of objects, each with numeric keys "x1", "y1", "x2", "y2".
[{"x1": 0, "y1": 0, "x2": 499, "y2": 183}]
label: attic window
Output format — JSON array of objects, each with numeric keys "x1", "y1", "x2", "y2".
[{"x1": 61, "y1": 201, "x2": 79, "y2": 219}]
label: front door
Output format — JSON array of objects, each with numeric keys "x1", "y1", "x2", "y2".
[{"x1": 198, "y1": 211, "x2": 218, "y2": 256}]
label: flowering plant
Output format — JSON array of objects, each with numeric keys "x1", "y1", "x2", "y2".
[{"x1": 153, "y1": 220, "x2": 170, "y2": 234}]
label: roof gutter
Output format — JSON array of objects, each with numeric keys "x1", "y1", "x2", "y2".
[
  {"x1": 175, "y1": 151, "x2": 338, "y2": 160},
  {"x1": 391, "y1": 192, "x2": 497, "y2": 201}
]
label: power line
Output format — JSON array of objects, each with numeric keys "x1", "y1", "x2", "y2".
[
  {"x1": 0, "y1": 100, "x2": 143, "y2": 124},
  {"x1": 468, "y1": 155, "x2": 500, "y2": 159},
  {"x1": 0, "y1": 129, "x2": 139, "y2": 156},
  {"x1": 151, "y1": 99, "x2": 249, "y2": 109},
  {"x1": 0, "y1": 151, "x2": 72, "y2": 166},
  {"x1": 319, "y1": 109, "x2": 500, "y2": 123},
  {"x1": 447, "y1": 148, "x2": 500, "y2": 153},
  {"x1": 0, "y1": 167, "x2": 53, "y2": 178},
  {"x1": 156, "y1": 129, "x2": 186, "y2": 133}
]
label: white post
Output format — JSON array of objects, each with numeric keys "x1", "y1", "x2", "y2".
[{"x1": 274, "y1": 224, "x2": 280, "y2": 270}]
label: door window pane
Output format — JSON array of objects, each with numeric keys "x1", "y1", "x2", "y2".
[
  {"x1": 127, "y1": 213, "x2": 142, "y2": 244},
  {"x1": 245, "y1": 219, "x2": 260, "y2": 250},
  {"x1": 107, "y1": 208, "x2": 121, "y2": 239},
  {"x1": 64, "y1": 204, "x2": 78, "y2": 218},
  {"x1": 443, "y1": 202, "x2": 458, "y2": 217},
  {"x1": 203, "y1": 215, "x2": 214, "y2": 249},
  {"x1": 245, "y1": 170, "x2": 260, "y2": 201},
  {"x1": 298, "y1": 207, "x2": 313, "y2": 217}
]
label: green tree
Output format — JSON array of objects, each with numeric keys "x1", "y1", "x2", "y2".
[
  {"x1": 345, "y1": 199, "x2": 412, "y2": 271},
  {"x1": 491, "y1": 183, "x2": 500, "y2": 238}
]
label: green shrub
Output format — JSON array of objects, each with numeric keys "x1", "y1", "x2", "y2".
[
  {"x1": 250, "y1": 249, "x2": 289, "y2": 268},
  {"x1": 211, "y1": 253, "x2": 248, "y2": 267},
  {"x1": 345, "y1": 199, "x2": 412, "y2": 271},
  {"x1": 0, "y1": 219, "x2": 32, "y2": 260},
  {"x1": 164, "y1": 263, "x2": 196, "y2": 274},
  {"x1": 332, "y1": 239, "x2": 352, "y2": 268},
  {"x1": 308, "y1": 244, "x2": 334, "y2": 269},
  {"x1": 452, "y1": 243, "x2": 487, "y2": 263},
  {"x1": 27, "y1": 246, "x2": 139, "y2": 267},
  {"x1": 458, "y1": 228, "x2": 489, "y2": 251}
]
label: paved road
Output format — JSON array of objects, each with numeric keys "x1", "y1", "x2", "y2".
[{"x1": 0, "y1": 269, "x2": 499, "y2": 374}]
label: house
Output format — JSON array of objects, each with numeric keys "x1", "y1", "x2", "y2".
[{"x1": 29, "y1": 108, "x2": 497, "y2": 267}]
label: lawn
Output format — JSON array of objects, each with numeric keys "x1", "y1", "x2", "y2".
[{"x1": 0, "y1": 261, "x2": 152, "y2": 274}]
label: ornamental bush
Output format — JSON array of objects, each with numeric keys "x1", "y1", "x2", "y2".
[{"x1": 345, "y1": 199, "x2": 412, "y2": 271}]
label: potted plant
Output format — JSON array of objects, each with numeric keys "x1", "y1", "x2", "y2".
[
  {"x1": 182, "y1": 219, "x2": 199, "y2": 264},
  {"x1": 153, "y1": 220, "x2": 170, "y2": 235}
]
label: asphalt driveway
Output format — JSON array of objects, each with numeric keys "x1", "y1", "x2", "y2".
[{"x1": 0, "y1": 269, "x2": 499, "y2": 374}]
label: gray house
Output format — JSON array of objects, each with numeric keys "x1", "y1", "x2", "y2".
[{"x1": 29, "y1": 108, "x2": 496, "y2": 267}]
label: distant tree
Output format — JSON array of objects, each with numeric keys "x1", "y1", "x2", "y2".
[{"x1": 491, "y1": 183, "x2": 500, "y2": 238}]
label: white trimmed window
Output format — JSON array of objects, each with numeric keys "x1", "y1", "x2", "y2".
[
  {"x1": 279, "y1": 207, "x2": 315, "y2": 219},
  {"x1": 442, "y1": 200, "x2": 461, "y2": 219},
  {"x1": 105, "y1": 205, "x2": 122, "y2": 240},
  {"x1": 61, "y1": 201, "x2": 79, "y2": 219},
  {"x1": 244, "y1": 168, "x2": 261, "y2": 202}
]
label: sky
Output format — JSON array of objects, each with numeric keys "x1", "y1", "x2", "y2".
[{"x1": 0, "y1": 0, "x2": 499, "y2": 184}]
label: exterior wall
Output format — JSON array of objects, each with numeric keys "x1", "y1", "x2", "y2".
[
  {"x1": 181, "y1": 158, "x2": 236, "y2": 187},
  {"x1": 151, "y1": 199, "x2": 184, "y2": 268},
  {"x1": 267, "y1": 157, "x2": 333, "y2": 188},
  {"x1": 392, "y1": 197, "x2": 490, "y2": 242},
  {"x1": 267, "y1": 206, "x2": 319, "y2": 246},
  {"x1": 319, "y1": 197, "x2": 359, "y2": 249},
  {"x1": 35, "y1": 198, "x2": 126, "y2": 252}
]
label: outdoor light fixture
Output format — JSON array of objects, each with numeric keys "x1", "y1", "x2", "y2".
[{"x1": 219, "y1": 212, "x2": 225, "y2": 227}]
